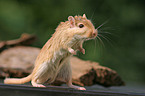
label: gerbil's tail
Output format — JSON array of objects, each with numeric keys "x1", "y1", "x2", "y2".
[{"x1": 4, "y1": 74, "x2": 32, "y2": 84}]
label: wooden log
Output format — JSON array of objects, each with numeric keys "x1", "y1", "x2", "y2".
[{"x1": 0, "y1": 46, "x2": 125, "y2": 87}]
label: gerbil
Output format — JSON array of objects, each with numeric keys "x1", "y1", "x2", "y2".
[{"x1": 4, "y1": 14, "x2": 98, "y2": 90}]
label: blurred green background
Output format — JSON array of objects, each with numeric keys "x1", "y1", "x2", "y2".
[{"x1": 0, "y1": 0, "x2": 145, "y2": 85}]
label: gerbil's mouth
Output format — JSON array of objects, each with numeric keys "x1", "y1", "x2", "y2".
[
  {"x1": 85, "y1": 37, "x2": 96, "y2": 41},
  {"x1": 75, "y1": 31, "x2": 98, "y2": 41},
  {"x1": 86, "y1": 30, "x2": 98, "y2": 40},
  {"x1": 85, "y1": 38, "x2": 92, "y2": 41}
]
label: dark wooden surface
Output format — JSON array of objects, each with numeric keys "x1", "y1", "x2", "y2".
[{"x1": 0, "y1": 84, "x2": 144, "y2": 96}]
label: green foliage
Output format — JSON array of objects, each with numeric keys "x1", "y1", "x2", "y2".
[{"x1": 0, "y1": 0, "x2": 145, "y2": 84}]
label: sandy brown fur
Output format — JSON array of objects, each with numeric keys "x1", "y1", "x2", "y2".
[{"x1": 4, "y1": 14, "x2": 97, "y2": 90}]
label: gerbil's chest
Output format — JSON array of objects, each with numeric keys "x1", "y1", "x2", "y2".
[
  {"x1": 68, "y1": 37, "x2": 83, "y2": 50},
  {"x1": 51, "y1": 49, "x2": 71, "y2": 66}
]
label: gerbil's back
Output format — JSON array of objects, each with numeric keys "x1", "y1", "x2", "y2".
[
  {"x1": 34, "y1": 31, "x2": 67, "y2": 67},
  {"x1": 35, "y1": 38, "x2": 54, "y2": 66}
]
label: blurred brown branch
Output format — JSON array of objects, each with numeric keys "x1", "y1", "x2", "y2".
[{"x1": 0, "y1": 33, "x2": 36, "y2": 53}]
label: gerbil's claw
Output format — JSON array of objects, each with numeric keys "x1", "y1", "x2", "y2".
[
  {"x1": 68, "y1": 84, "x2": 86, "y2": 90},
  {"x1": 79, "y1": 48, "x2": 85, "y2": 54},
  {"x1": 33, "y1": 84, "x2": 46, "y2": 88},
  {"x1": 31, "y1": 80, "x2": 46, "y2": 88},
  {"x1": 68, "y1": 48, "x2": 76, "y2": 55},
  {"x1": 77, "y1": 87, "x2": 86, "y2": 90}
]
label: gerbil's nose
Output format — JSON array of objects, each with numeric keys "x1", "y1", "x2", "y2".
[
  {"x1": 92, "y1": 32, "x2": 97, "y2": 37},
  {"x1": 92, "y1": 29, "x2": 98, "y2": 38}
]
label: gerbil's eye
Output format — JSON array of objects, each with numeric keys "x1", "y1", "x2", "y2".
[{"x1": 79, "y1": 24, "x2": 84, "y2": 28}]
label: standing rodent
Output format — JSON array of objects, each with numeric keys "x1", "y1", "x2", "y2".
[{"x1": 4, "y1": 14, "x2": 98, "y2": 90}]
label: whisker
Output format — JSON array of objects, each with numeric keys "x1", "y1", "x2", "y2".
[
  {"x1": 99, "y1": 31, "x2": 119, "y2": 37},
  {"x1": 96, "y1": 35, "x2": 105, "y2": 49},
  {"x1": 98, "y1": 34, "x2": 109, "y2": 42},
  {"x1": 93, "y1": 37, "x2": 97, "y2": 54},
  {"x1": 99, "y1": 27, "x2": 116, "y2": 31},
  {"x1": 91, "y1": 7, "x2": 97, "y2": 20},
  {"x1": 98, "y1": 31, "x2": 112, "y2": 35},
  {"x1": 95, "y1": 37, "x2": 104, "y2": 57},
  {"x1": 96, "y1": 20, "x2": 109, "y2": 30},
  {"x1": 98, "y1": 34, "x2": 114, "y2": 47}
]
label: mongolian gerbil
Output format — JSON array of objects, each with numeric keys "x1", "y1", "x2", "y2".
[{"x1": 4, "y1": 14, "x2": 98, "y2": 90}]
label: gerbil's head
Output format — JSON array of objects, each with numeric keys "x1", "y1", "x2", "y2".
[{"x1": 67, "y1": 14, "x2": 98, "y2": 40}]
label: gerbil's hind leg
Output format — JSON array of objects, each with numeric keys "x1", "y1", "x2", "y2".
[
  {"x1": 56, "y1": 60, "x2": 86, "y2": 90},
  {"x1": 31, "y1": 79, "x2": 46, "y2": 87},
  {"x1": 79, "y1": 47, "x2": 85, "y2": 54},
  {"x1": 66, "y1": 80, "x2": 86, "y2": 90}
]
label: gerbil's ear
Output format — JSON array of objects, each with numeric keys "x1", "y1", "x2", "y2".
[
  {"x1": 68, "y1": 16, "x2": 75, "y2": 28},
  {"x1": 83, "y1": 14, "x2": 87, "y2": 19}
]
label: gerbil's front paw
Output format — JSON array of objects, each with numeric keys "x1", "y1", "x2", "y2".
[
  {"x1": 32, "y1": 83, "x2": 46, "y2": 87},
  {"x1": 79, "y1": 48, "x2": 85, "y2": 54},
  {"x1": 77, "y1": 87, "x2": 86, "y2": 90},
  {"x1": 68, "y1": 84, "x2": 86, "y2": 90},
  {"x1": 32, "y1": 81, "x2": 46, "y2": 88},
  {"x1": 68, "y1": 48, "x2": 76, "y2": 55}
]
